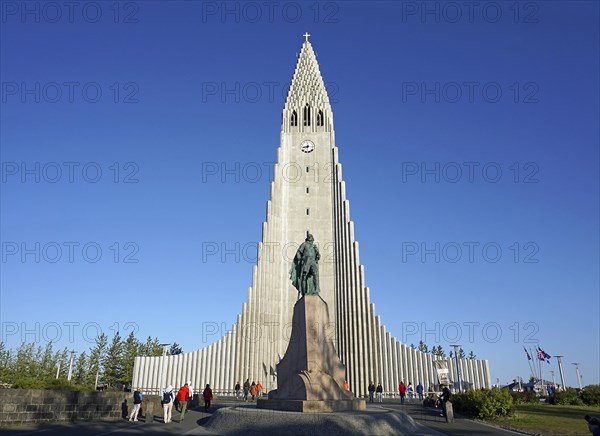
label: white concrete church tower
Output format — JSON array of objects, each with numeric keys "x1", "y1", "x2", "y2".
[{"x1": 133, "y1": 36, "x2": 491, "y2": 396}]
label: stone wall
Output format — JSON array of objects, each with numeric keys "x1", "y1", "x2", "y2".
[{"x1": 0, "y1": 389, "x2": 160, "y2": 426}]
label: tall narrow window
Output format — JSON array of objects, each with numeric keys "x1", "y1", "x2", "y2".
[
  {"x1": 306, "y1": 187, "x2": 310, "y2": 194},
  {"x1": 306, "y1": 208, "x2": 310, "y2": 215},
  {"x1": 291, "y1": 110, "x2": 298, "y2": 127},
  {"x1": 303, "y1": 104, "x2": 311, "y2": 126},
  {"x1": 317, "y1": 110, "x2": 324, "y2": 127}
]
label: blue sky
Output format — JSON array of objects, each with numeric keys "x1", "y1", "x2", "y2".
[{"x1": 1, "y1": 1, "x2": 598, "y2": 387}]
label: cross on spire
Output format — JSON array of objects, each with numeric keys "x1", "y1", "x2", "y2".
[{"x1": 303, "y1": 32, "x2": 311, "y2": 42}]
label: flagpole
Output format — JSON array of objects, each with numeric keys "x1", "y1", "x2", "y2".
[
  {"x1": 527, "y1": 354, "x2": 534, "y2": 380},
  {"x1": 539, "y1": 357, "x2": 544, "y2": 394},
  {"x1": 529, "y1": 348, "x2": 536, "y2": 381},
  {"x1": 526, "y1": 349, "x2": 535, "y2": 380}
]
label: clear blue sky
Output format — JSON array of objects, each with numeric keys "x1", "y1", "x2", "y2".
[{"x1": 1, "y1": 1, "x2": 598, "y2": 387}]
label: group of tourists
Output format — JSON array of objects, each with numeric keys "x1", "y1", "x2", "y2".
[
  {"x1": 125, "y1": 381, "x2": 214, "y2": 424},
  {"x1": 365, "y1": 381, "x2": 424, "y2": 404},
  {"x1": 365, "y1": 380, "x2": 452, "y2": 418},
  {"x1": 367, "y1": 382, "x2": 383, "y2": 402},
  {"x1": 365, "y1": 381, "x2": 426, "y2": 404},
  {"x1": 398, "y1": 381, "x2": 426, "y2": 403},
  {"x1": 235, "y1": 379, "x2": 263, "y2": 401},
  {"x1": 161, "y1": 382, "x2": 214, "y2": 423}
]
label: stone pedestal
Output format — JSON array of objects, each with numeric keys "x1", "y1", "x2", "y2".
[
  {"x1": 443, "y1": 402, "x2": 454, "y2": 423},
  {"x1": 145, "y1": 401, "x2": 154, "y2": 423},
  {"x1": 258, "y1": 295, "x2": 365, "y2": 412}
]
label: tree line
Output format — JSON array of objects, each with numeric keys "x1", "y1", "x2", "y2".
[
  {"x1": 410, "y1": 340, "x2": 477, "y2": 360},
  {"x1": 0, "y1": 335, "x2": 476, "y2": 391},
  {"x1": 0, "y1": 332, "x2": 183, "y2": 390}
]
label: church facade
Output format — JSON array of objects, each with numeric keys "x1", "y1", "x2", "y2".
[{"x1": 132, "y1": 38, "x2": 491, "y2": 396}]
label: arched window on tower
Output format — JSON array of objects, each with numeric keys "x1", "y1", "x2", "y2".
[
  {"x1": 317, "y1": 110, "x2": 324, "y2": 127},
  {"x1": 290, "y1": 110, "x2": 298, "y2": 127},
  {"x1": 303, "y1": 104, "x2": 311, "y2": 126}
]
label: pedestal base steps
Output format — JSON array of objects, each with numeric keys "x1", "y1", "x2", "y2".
[
  {"x1": 204, "y1": 406, "x2": 437, "y2": 436},
  {"x1": 257, "y1": 398, "x2": 365, "y2": 413}
]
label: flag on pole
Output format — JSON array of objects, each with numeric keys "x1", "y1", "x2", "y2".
[
  {"x1": 524, "y1": 346, "x2": 532, "y2": 360},
  {"x1": 537, "y1": 346, "x2": 551, "y2": 363},
  {"x1": 540, "y1": 347, "x2": 551, "y2": 363}
]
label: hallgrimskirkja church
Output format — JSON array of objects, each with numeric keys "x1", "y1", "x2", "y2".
[{"x1": 132, "y1": 37, "x2": 491, "y2": 397}]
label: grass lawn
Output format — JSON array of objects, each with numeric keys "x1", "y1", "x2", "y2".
[{"x1": 491, "y1": 404, "x2": 600, "y2": 435}]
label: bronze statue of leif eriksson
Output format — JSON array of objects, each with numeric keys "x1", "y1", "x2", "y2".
[{"x1": 290, "y1": 232, "x2": 320, "y2": 298}]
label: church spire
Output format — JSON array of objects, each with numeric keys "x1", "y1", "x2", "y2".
[{"x1": 282, "y1": 36, "x2": 333, "y2": 133}]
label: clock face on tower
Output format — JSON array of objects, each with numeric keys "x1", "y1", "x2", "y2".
[{"x1": 300, "y1": 140, "x2": 315, "y2": 153}]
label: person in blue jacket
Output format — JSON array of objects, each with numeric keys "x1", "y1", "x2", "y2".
[{"x1": 129, "y1": 387, "x2": 142, "y2": 421}]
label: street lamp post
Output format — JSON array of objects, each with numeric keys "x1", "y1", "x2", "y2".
[
  {"x1": 554, "y1": 355, "x2": 566, "y2": 391},
  {"x1": 67, "y1": 350, "x2": 76, "y2": 381},
  {"x1": 572, "y1": 363, "x2": 583, "y2": 390},
  {"x1": 450, "y1": 344, "x2": 462, "y2": 392}
]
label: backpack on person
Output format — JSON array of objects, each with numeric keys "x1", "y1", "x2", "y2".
[
  {"x1": 133, "y1": 390, "x2": 141, "y2": 404},
  {"x1": 163, "y1": 391, "x2": 172, "y2": 403}
]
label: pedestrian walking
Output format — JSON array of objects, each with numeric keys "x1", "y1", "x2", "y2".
[
  {"x1": 187, "y1": 381, "x2": 194, "y2": 405},
  {"x1": 243, "y1": 379, "x2": 250, "y2": 401},
  {"x1": 408, "y1": 382, "x2": 414, "y2": 402},
  {"x1": 250, "y1": 381, "x2": 257, "y2": 400},
  {"x1": 416, "y1": 382, "x2": 424, "y2": 401},
  {"x1": 162, "y1": 385, "x2": 175, "y2": 423},
  {"x1": 399, "y1": 381, "x2": 406, "y2": 404},
  {"x1": 235, "y1": 381, "x2": 241, "y2": 399},
  {"x1": 177, "y1": 382, "x2": 191, "y2": 421},
  {"x1": 203, "y1": 384, "x2": 213, "y2": 412},
  {"x1": 368, "y1": 381, "x2": 375, "y2": 402},
  {"x1": 376, "y1": 382, "x2": 383, "y2": 403},
  {"x1": 129, "y1": 387, "x2": 142, "y2": 421},
  {"x1": 257, "y1": 382, "x2": 263, "y2": 398}
]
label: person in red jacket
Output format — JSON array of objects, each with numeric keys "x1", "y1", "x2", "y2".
[
  {"x1": 203, "y1": 384, "x2": 213, "y2": 412},
  {"x1": 399, "y1": 381, "x2": 407, "y2": 405},
  {"x1": 176, "y1": 383, "x2": 191, "y2": 421}
]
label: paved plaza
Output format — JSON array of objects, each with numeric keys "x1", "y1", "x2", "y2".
[{"x1": 1, "y1": 397, "x2": 523, "y2": 436}]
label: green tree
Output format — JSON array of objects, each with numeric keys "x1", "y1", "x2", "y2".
[
  {"x1": 433, "y1": 345, "x2": 446, "y2": 358},
  {"x1": 140, "y1": 336, "x2": 163, "y2": 357},
  {"x1": 103, "y1": 332, "x2": 123, "y2": 388},
  {"x1": 418, "y1": 340, "x2": 428, "y2": 353},
  {"x1": 72, "y1": 352, "x2": 88, "y2": 385},
  {"x1": 54, "y1": 347, "x2": 70, "y2": 379},
  {"x1": 169, "y1": 343, "x2": 183, "y2": 355},
  {"x1": 33, "y1": 345, "x2": 44, "y2": 375},
  {"x1": 458, "y1": 348, "x2": 466, "y2": 359},
  {"x1": 121, "y1": 332, "x2": 140, "y2": 384},
  {"x1": 87, "y1": 333, "x2": 108, "y2": 386},
  {"x1": 468, "y1": 351, "x2": 476, "y2": 359},
  {"x1": 0, "y1": 342, "x2": 14, "y2": 382},
  {"x1": 39, "y1": 342, "x2": 56, "y2": 380},
  {"x1": 14, "y1": 343, "x2": 37, "y2": 379}
]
